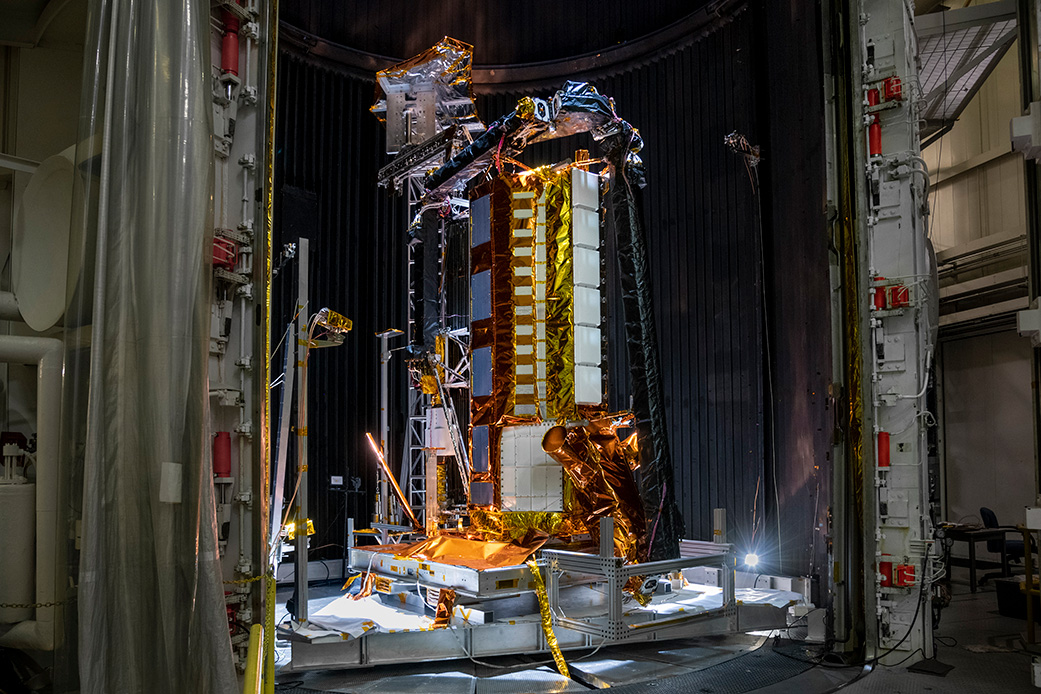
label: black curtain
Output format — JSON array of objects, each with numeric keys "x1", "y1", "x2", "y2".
[{"x1": 273, "y1": 2, "x2": 830, "y2": 578}]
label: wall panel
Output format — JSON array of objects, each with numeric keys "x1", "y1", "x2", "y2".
[{"x1": 943, "y1": 331, "x2": 1034, "y2": 561}]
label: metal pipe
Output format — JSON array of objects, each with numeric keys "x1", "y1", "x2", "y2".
[
  {"x1": 241, "y1": 623, "x2": 263, "y2": 694},
  {"x1": 380, "y1": 333, "x2": 390, "y2": 522},
  {"x1": 238, "y1": 294, "x2": 250, "y2": 567},
  {"x1": 242, "y1": 159, "x2": 251, "y2": 228},
  {"x1": 293, "y1": 238, "x2": 309, "y2": 620},
  {"x1": 1018, "y1": 0, "x2": 1041, "y2": 507},
  {"x1": 0, "y1": 153, "x2": 39, "y2": 174},
  {"x1": 0, "y1": 292, "x2": 22, "y2": 321},
  {"x1": 243, "y1": 26, "x2": 252, "y2": 106},
  {"x1": 0, "y1": 336, "x2": 63, "y2": 651},
  {"x1": 268, "y1": 324, "x2": 294, "y2": 564}
]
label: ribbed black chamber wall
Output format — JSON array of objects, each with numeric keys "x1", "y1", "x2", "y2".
[
  {"x1": 273, "y1": 59, "x2": 409, "y2": 566},
  {"x1": 274, "y1": 0, "x2": 831, "y2": 578},
  {"x1": 280, "y1": 0, "x2": 708, "y2": 65},
  {"x1": 475, "y1": 20, "x2": 767, "y2": 556}
]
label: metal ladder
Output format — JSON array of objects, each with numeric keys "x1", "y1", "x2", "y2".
[
  {"x1": 429, "y1": 356, "x2": 471, "y2": 493},
  {"x1": 398, "y1": 172, "x2": 429, "y2": 526},
  {"x1": 399, "y1": 388, "x2": 428, "y2": 526}
]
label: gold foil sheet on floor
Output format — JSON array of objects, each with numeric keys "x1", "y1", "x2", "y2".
[
  {"x1": 347, "y1": 572, "x2": 376, "y2": 601},
  {"x1": 527, "y1": 560, "x2": 569, "y2": 677},
  {"x1": 392, "y1": 534, "x2": 545, "y2": 571}
]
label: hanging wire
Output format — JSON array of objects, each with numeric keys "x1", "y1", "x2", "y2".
[{"x1": 726, "y1": 131, "x2": 782, "y2": 568}]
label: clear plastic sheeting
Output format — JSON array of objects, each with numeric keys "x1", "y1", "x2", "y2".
[
  {"x1": 638, "y1": 585, "x2": 805, "y2": 617},
  {"x1": 74, "y1": 0, "x2": 236, "y2": 691},
  {"x1": 298, "y1": 583, "x2": 804, "y2": 641},
  {"x1": 310, "y1": 596, "x2": 435, "y2": 638}
]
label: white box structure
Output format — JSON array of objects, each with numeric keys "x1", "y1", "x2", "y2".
[
  {"x1": 571, "y1": 168, "x2": 601, "y2": 405},
  {"x1": 499, "y1": 424, "x2": 564, "y2": 512}
]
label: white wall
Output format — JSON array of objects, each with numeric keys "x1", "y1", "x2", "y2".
[
  {"x1": 0, "y1": 16, "x2": 84, "y2": 438},
  {"x1": 921, "y1": 0, "x2": 1037, "y2": 562},
  {"x1": 925, "y1": 46, "x2": 1026, "y2": 252},
  {"x1": 942, "y1": 331, "x2": 1035, "y2": 559},
  {"x1": 923, "y1": 2, "x2": 1026, "y2": 253}
]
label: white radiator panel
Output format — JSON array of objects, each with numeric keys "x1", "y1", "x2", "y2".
[{"x1": 499, "y1": 424, "x2": 563, "y2": 512}]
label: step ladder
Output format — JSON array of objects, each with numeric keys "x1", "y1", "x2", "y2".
[{"x1": 429, "y1": 355, "x2": 471, "y2": 493}]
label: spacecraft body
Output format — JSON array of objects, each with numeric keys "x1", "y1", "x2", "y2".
[
  {"x1": 363, "y1": 37, "x2": 665, "y2": 562},
  {"x1": 469, "y1": 167, "x2": 604, "y2": 514}
]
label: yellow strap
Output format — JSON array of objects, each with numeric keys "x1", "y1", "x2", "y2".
[
  {"x1": 242, "y1": 624, "x2": 263, "y2": 694},
  {"x1": 526, "y1": 560, "x2": 569, "y2": 677}
]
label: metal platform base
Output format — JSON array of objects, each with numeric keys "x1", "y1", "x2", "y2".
[
  {"x1": 288, "y1": 535, "x2": 800, "y2": 672},
  {"x1": 285, "y1": 587, "x2": 797, "y2": 671},
  {"x1": 349, "y1": 545, "x2": 540, "y2": 599}
]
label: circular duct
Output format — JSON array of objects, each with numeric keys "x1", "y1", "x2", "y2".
[{"x1": 13, "y1": 145, "x2": 76, "y2": 332}]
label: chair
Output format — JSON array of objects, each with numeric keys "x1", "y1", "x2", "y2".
[
  {"x1": 980, "y1": 507, "x2": 1027, "y2": 561},
  {"x1": 979, "y1": 507, "x2": 1033, "y2": 585}
]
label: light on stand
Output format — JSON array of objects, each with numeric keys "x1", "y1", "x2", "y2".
[{"x1": 744, "y1": 552, "x2": 759, "y2": 568}]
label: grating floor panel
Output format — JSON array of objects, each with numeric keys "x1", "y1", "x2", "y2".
[
  {"x1": 605, "y1": 644, "x2": 812, "y2": 694},
  {"x1": 475, "y1": 667, "x2": 591, "y2": 694}
]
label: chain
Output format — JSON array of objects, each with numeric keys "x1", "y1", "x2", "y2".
[
  {"x1": 222, "y1": 574, "x2": 273, "y2": 585},
  {"x1": 0, "y1": 600, "x2": 65, "y2": 609}
]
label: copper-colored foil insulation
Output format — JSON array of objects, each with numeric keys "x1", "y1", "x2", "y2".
[
  {"x1": 433, "y1": 588, "x2": 456, "y2": 627},
  {"x1": 542, "y1": 414, "x2": 648, "y2": 564}
]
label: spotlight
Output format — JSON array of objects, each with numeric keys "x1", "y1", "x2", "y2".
[{"x1": 744, "y1": 552, "x2": 759, "y2": 568}]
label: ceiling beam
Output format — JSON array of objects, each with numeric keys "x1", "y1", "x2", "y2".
[{"x1": 916, "y1": 0, "x2": 1016, "y2": 37}]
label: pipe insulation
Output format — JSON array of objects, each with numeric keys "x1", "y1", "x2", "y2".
[
  {"x1": 0, "y1": 292, "x2": 22, "y2": 322},
  {"x1": 0, "y1": 336, "x2": 63, "y2": 651},
  {"x1": 0, "y1": 484, "x2": 35, "y2": 624}
]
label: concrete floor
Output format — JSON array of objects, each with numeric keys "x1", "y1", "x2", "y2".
[
  {"x1": 274, "y1": 565, "x2": 1041, "y2": 693},
  {"x1": 837, "y1": 570, "x2": 1038, "y2": 693}
]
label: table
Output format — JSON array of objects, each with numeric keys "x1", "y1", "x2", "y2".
[{"x1": 944, "y1": 526, "x2": 1009, "y2": 593}]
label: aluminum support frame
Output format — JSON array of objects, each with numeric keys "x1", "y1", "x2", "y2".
[
  {"x1": 542, "y1": 519, "x2": 737, "y2": 642},
  {"x1": 293, "y1": 237, "x2": 310, "y2": 620},
  {"x1": 400, "y1": 389, "x2": 429, "y2": 525}
]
